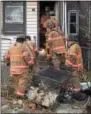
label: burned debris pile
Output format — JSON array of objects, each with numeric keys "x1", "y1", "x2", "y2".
[{"x1": 27, "y1": 67, "x2": 71, "y2": 108}]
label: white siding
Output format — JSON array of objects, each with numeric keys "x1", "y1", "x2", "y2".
[
  {"x1": 1, "y1": 39, "x2": 11, "y2": 61},
  {"x1": 1, "y1": 1, "x2": 38, "y2": 61},
  {"x1": 1, "y1": 2, "x2": 18, "y2": 60},
  {"x1": 0, "y1": 2, "x2": 13, "y2": 61},
  {"x1": 0, "y1": 2, "x2": 3, "y2": 33},
  {"x1": 26, "y1": 2, "x2": 38, "y2": 47}
]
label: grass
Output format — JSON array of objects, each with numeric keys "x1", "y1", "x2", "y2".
[{"x1": 84, "y1": 71, "x2": 91, "y2": 81}]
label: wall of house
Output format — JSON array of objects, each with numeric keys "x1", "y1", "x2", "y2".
[
  {"x1": 78, "y1": 2, "x2": 91, "y2": 70},
  {"x1": 67, "y1": 1, "x2": 79, "y2": 10},
  {"x1": 0, "y1": 1, "x2": 2, "y2": 37},
  {"x1": 1, "y1": 1, "x2": 38, "y2": 61},
  {"x1": 78, "y1": 2, "x2": 90, "y2": 46},
  {"x1": 0, "y1": 2, "x2": 13, "y2": 61},
  {"x1": 67, "y1": 1, "x2": 79, "y2": 40},
  {"x1": 26, "y1": 2, "x2": 38, "y2": 47},
  {"x1": 67, "y1": 1, "x2": 91, "y2": 70},
  {"x1": 67, "y1": 1, "x2": 91, "y2": 45},
  {"x1": 59, "y1": 1, "x2": 64, "y2": 30},
  {"x1": 1, "y1": 2, "x2": 17, "y2": 45}
]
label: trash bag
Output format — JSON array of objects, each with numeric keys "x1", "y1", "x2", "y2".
[
  {"x1": 31, "y1": 66, "x2": 71, "y2": 90},
  {"x1": 72, "y1": 91, "x2": 88, "y2": 101}
]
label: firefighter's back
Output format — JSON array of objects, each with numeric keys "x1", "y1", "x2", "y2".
[
  {"x1": 9, "y1": 43, "x2": 28, "y2": 74},
  {"x1": 69, "y1": 42, "x2": 83, "y2": 68}
]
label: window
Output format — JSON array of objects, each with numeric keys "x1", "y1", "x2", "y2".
[
  {"x1": 3, "y1": 2, "x2": 26, "y2": 35},
  {"x1": 68, "y1": 10, "x2": 79, "y2": 36}
]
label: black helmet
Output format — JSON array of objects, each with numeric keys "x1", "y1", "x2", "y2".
[
  {"x1": 16, "y1": 35, "x2": 26, "y2": 43},
  {"x1": 26, "y1": 35, "x2": 31, "y2": 40}
]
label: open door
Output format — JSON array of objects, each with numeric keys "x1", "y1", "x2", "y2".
[{"x1": 39, "y1": 1, "x2": 56, "y2": 49}]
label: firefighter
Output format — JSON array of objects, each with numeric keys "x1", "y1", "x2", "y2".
[
  {"x1": 5, "y1": 35, "x2": 35, "y2": 98},
  {"x1": 25, "y1": 35, "x2": 39, "y2": 73},
  {"x1": 65, "y1": 39, "x2": 83, "y2": 92},
  {"x1": 41, "y1": 15, "x2": 66, "y2": 68},
  {"x1": 25, "y1": 36, "x2": 38, "y2": 54}
]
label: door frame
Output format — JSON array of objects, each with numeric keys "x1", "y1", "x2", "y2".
[{"x1": 38, "y1": 1, "x2": 59, "y2": 49}]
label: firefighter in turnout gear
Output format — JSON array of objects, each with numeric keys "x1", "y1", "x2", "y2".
[
  {"x1": 25, "y1": 36, "x2": 38, "y2": 55},
  {"x1": 65, "y1": 40, "x2": 83, "y2": 92},
  {"x1": 25, "y1": 36, "x2": 39, "y2": 73},
  {"x1": 41, "y1": 15, "x2": 66, "y2": 68},
  {"x1": 5, "y1": 35, "x2": 35, "y2": 98}
]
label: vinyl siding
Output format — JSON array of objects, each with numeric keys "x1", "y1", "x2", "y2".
[
  {"x1": 26, "y1": 2, "x2": 38, "y2": 46},
  {"x1": 1, "y1": 1, "x2": 38, "y2": 61}
]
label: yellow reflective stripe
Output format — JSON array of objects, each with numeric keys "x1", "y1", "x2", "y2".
[
  {"x1": 48, "y1": 37, "x2": 62, "y2": 41},
  {"x1": 51, "y1": 46, "x2": 65, "y2": 51},
  {"x1": 10, "y1": 54, "x2": 24, "y2": 57},
  {"x1": 70, "y1": 88, "x2": 80, "y2": 92},
  {"x1": 31, "y1": 57, "x2": 34, "y2": 59},
  {"x1": 11, "y1": 66, "x2": 28, "y2": 69},
  {"x1": 66, "y1": 61, "x2": 82, "y2": 68},
  {"x1": 16, "y1": 91, "x2": 24, "y2": 96},
  {"x1": 28, "y1": 57, "x2": 35, "y2": 64},
  {"x1": 70, "y1": 53, "x2": 82, "y2": 58},
  {"x1": 73, "y1": 63, "x2": 82, "y2": 67},
  {"x1": 28, "y1": 60, "x2": 34, "y2": 64},
  {"x1": 66, "y1": 61, "x2": 73, "y2": 66}
]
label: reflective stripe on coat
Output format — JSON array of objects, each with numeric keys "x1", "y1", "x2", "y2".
[
  {"x1": 65, "y1": 42, "x2": 83, "y2": 71},
  {"x1": 5, "y1": 43, "x2": 35, "y2": 75},
  {"x1": 47, "y1": 31, "x2": 66, "y2": 55},
  {"x1": 5, "y1": 43, "x2": 29, "y2": 75}
]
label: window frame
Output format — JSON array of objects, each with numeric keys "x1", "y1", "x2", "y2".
[
  {"x1": 89, "y1": 10, "x2": 91, "y2": 34},
  {"x1": 68, "y1": 10, "x2": 79, "y2": 36},
  {"x1": 3, "y1": 1, "x2": 26, "y2": 35}
]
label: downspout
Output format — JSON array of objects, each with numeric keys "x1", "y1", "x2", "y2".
[
  {"x1": 0, "y1": 1, "x2": 1, "y2": 105},
  {"x1": 37, "y1": 1, "x2": 39, "y2": 50},
  {"x1": 62, "y1": 1, "x2": 65, "y2": 33},
  {"x1": 64, "y1": 1, "x2": 67, "y2": 37},
  {"x1": 88, "y1": 3, "x2": 91, "y2": 70},
  {"x1": 64, "y1": 1, "x2": 68, "y2": 49}
]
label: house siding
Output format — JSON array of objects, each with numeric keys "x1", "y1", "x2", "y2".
[
  {"x1": 1, "y1": 1, "x2": 38, "y2": 61},
  {"x1": 26, "y1": 2, "x2": 38, "y2": 47},
  {"x1": 78, "y1": 2, "x2": 91, "y2": 70},
  {"x1": 67, "y1": 1, "x2": 79, "y2": 40},
  {"x1": 67, "y1": 1, "x2": 91, "y2": 70},
  {"x1": 1, "y1": 39, "x2": 11, "y2": 61},
  {"x1": 67, "y1": 1, "x2": 91, "y2": 45},
  {"x1": 78, "y1": 2, "x2": 90, "y2": 46}
]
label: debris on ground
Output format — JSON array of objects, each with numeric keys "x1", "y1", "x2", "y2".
[
  {"x1": 1, "y1": 84, "x2": 91, "y2": 113},
  {"x1": 27, "y1": 86, "x2": 59, "y2": 108},
  {"x1": 1, "y1": 63, "x2": 91, "y2": 113}
]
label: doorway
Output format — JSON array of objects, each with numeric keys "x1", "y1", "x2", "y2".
[{"x1": 39, "y1": 1, "x2": 56, "y2": 49}]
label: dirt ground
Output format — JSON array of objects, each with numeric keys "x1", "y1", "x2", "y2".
[
  {"x1": 1, "y1": 94, "x2": 88, "y2": 113},
  {"x1": 1, "y1": 63, "x2": 91, "y2": 113}
]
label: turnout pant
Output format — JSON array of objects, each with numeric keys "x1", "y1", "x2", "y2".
[
  {"x1": 70, "y1": 70, "x2": 81, "y2": 91},
  {"x1": 52, "y1": 53, "x2": 65, "y2": 69},
  {"x1": 12, "y1": 70, "x2": 30, "y2": 96}
]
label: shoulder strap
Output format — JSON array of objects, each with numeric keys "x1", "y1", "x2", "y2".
[{"x1": 25, "y1": 42, "x2": 35, "y2": 58}]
